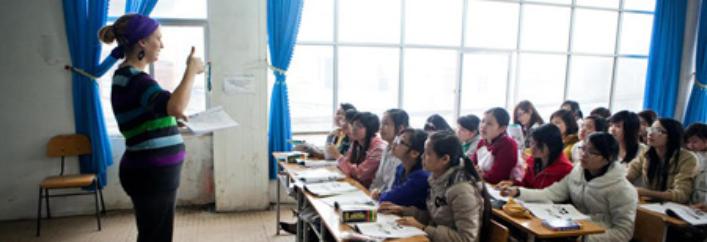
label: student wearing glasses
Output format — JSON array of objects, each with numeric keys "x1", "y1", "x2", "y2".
[
  {"x1": 338, "y1": 112, "x2": 387, "y2": 189},
  {"x1": 370, "y1": 109, "x2": 409, "y2": 194},
  {"x1": 379, "y1": 131, "x2": 491, "y2": 242},
  {"x1": 501, "y1": 132, "x2": 638, "y2": 242},
  {"x1": 513, "y1": 100, "x2": 545, "y2": 148},
  {"x1": 372, "y1": 128, "x2": 430, "y2": 210},
  {"x1": 626, "y1": 118, "x2": 697, "y2": 204}
]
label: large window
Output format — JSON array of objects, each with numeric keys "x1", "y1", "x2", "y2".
[
  {"x1": 100, "y1": 0, "x2": 208, "y2": 135},
  {"x1": 281, "y1": 0, "x2": 655, "y2": 132}
]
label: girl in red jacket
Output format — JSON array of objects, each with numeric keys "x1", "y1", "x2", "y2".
[
  {"x1": 472, "y1": 107, "x2": 520, "y2": 184},
  {"x1": 498, "y1": 124, "x2": 573, "y2": 190}
]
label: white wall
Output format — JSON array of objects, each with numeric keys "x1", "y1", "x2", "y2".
[{"x1": 208, "y1": 0, "x2": 271, "y2": 211}]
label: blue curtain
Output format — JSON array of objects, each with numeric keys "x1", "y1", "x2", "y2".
[
  {"x1": 267, "y1": 0, "x2": 304, "y2": 179},
  {"x1": 684, "y1": 0, "x2": 707, "y2": 126},
  {"x1": 643, "y1": 0, "x2": 688, "y2": 118},
  {"x1": 62, "y1": 0, "x2": 113, "y2": 188},
  {"x1": 62, "y1": 0, "x2": 159, "y2": 188}
]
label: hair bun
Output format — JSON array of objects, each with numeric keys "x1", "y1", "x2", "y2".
[{"x1": 98, "y1": 25, "x2": 116, "y2": 44}]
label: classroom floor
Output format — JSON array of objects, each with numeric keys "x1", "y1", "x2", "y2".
[{"x1": 0, "y1": 206, "x2": 297, "y2": 242}]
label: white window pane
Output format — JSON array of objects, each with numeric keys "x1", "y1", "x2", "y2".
[
  {"x1": 577, "y1": 0, "x2": 620, "y2": 9},
  {"x1": 403, "y1": 49, "x2": 458, "y2": 128},
  {"x1": 624, "y1": 0, "x2": 656, "y2": 12},
  {"x1": 338, "y1": 47, "x2": 399, "y2": 116},
  {"x1": 461, "y1": 53, "x2": 509, "y2": 115},
  {"x1": 339, "y1": 0, "x2": 400, "y2": 43},
  {"x1": 154, "y1": 26, "x2": 206, "y2": 116},
  {"x1": 150, "y1": 0, "x2": 207, "y2": 19},
  {"x1": 521, "y1": 5, "x2": 571, "y2": 52},
  {"x1": 406, "y1": 0, "x2": 463, "y2": 46},
  {"x1": 613, "y1": 57, "x2": 647, "y2": 111},
  {"x1": 573, "y1": 9, "x2": 618, "y2": 54},
  {"x1": 298, "y1": 0, "x2": 333, "y2": 42},
  {"x1": 620, "y1": 13, "x2": 654, "y2": 55},
  {"x1": 287, "y1": 46, "x2": 334, "y2": 132},
  {"x1": 567, "y1": 56, "x2": 613, "y2": 109},
  {"x1": 109, "y1": 0, "x2": 207, "y2": 19},
  {"x1": 517, "y1": 53, "x2": 567, "y2": 116},
  {"x1": 466, "y1": 1, "x2": 519, "y2": 49},
  {"x1": 99, "y1": 40, "x2": 120, "y2": 135},
  {"x1": 526, "y1": 0, "x2": 572, "y2": 5}
]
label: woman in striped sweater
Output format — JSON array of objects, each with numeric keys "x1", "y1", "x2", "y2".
[{"x1": 99, "y1": 14, "x2": 204, "y2": 242}]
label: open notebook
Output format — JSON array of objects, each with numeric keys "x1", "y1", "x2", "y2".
[{"x1": 641, "y1": 202, "x2": 707, "y2": 225}]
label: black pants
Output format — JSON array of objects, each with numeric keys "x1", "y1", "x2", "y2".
[{"x1": 120, "y1": 163, "x2": 182, "y2": 242}]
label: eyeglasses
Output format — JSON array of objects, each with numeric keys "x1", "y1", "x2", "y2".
[
  {"x1": 578, "y1": 145, "x2": 602, "y2": 157},
  {"x1": 646, "y1": 127, "x2": 667, "y2": 135}
]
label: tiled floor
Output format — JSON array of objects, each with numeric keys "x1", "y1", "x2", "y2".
[{"x1": 0, "y1": 206, "x2": 297, "y2": 242}]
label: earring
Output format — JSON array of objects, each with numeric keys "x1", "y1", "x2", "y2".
[{"x1": 138, "y1": 50, "x2": 145, "y2": 61}]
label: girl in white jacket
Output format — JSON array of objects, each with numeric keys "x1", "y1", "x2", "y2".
[{"x1": 502, "y1": 132, "x2": 638, "y2": 242}]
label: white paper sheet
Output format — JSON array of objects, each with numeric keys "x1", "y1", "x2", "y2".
[
  {"x1": 181, "y1": 106, "x2": 238, "y2": 135},
  {"x1": 320, "y1": 191, "x2": 377, "y2": 207},
  {"x1": 524, "y1": 203, "x2": 590, "y2": 221},
  {"x1": 641, "y1": 202, "x2": 707, "y2": 225},
  {"x1": 304, "y1": 181, "x2": 359, "y2": 197},
  {"x1": 353, "y1": 214, "x2": 427, "y2": 239},
  {"x1": 485, "y1": 183, "x2": 509, "y2": 202},
  {"x1": 293, "y1": 168, "x2": 345, "y2": 184}
]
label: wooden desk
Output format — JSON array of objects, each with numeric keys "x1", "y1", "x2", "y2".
[
  {"x1": 274, "y1": 157, "x2": 428, "y2": 242},
  {"x1": 492, "y1": 208, "x2": 605, "y2": 242},
  {"x1": 633, "y1": 205, "x2": 689, "y2": 242}
]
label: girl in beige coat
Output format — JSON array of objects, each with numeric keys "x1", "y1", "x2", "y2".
[{"x1": 379, "y1": 131, "x2": 490, "y2": 242}]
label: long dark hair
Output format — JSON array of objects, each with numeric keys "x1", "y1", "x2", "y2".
[
  {"x1": 645, "y1": 118, "x2": 684, "y2": 191},
  {"x1": 424, "y1": 114, "x2": 453, "y2": 132},
  {"x1": 551, "y1": 109, "x2": 579, "y2": 136},
  {"x1": 609, "y1": 110, "x2": 641, "y2": 164},
  {"x1": 486, "y1": 107, "x2": 511, "y2": 127},
  {"x1": 530, "y1": 124, "x2": 564, "y2": 171},
  {"x1": 399, "y1": 128, "x2": 428, "y2": 172},
  {"x1": 587, "y1": 132, "x2": 620, "y2": 163},
  {"x1": 386, "y1": 108, "x2": 410, "y2": 135},
  {"x1": 562, "y1": 100, "x2": 584, "y2": 119},
  {"x1": 351, "y1": 112, "x2": 380, "y2": 164},
  {"x1": 428, "y1": 131, "x2": 491, "y2": 242},
  {"x1": 638, "y1": 109, "x2": 658, "y2": 143},
  {"x1": 514, "y1": 100, "x2": 544, "y2": 131}
]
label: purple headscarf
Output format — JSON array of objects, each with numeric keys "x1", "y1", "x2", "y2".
[{"x1": 110, "y1": 14, "x2": 159, "y2": 59}]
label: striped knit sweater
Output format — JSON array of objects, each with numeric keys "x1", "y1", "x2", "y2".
[{"x1": 111, "y1": 65, "x2": 185, "y2": 168}]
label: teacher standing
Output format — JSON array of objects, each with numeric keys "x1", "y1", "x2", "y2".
[{"x1": 98, "y1": 14, "x2": 204, "y2": 242}]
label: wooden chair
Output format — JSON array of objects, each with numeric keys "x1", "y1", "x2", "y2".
[
  {"x1": 36, "y1": 134, "x2": 105, "y2": 236},
  {"x1": 633, "y1": 208, "x2": 667, "y2": 242},
  {"x1": 489, "y1": 219, "x2": 510, "y2": 242}
]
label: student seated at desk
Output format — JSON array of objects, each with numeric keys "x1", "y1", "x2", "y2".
[
  {"x1": 372, "y1": 128, "x2": 429, "y2": 210},
  {"x1": 457, "y1": 114, "x2": 481, "y2": 158},
  {"x1": 571, "y1": 115, "x2": 608, "y2": 164},
  {"x1": 472, "y1": 107, "x2": 520, "y2": 184},
  {"x1": 626, "y1": 118, "x2": 697, "y2": 204},
  {"x1": 379, "y1": 131, "x2": 491, "y2": 242},
  {"x1": 686, "y1": 123, "x2": 707, "y2": 204},
  {"x1": 561, "y1": 100, "x2": 584, "y2": 122},
  {"x1": 370, "y1": 109, "x2": 409, "y2": 193},
  {"x1": 550, "y1": 109, "x2": 580, "y2": 161},
  {"x1": 513, "y1": 100, "x2": 545, "y2": 150},
  {"x1": 338, "y1": 112, "x2": 387, "y2": 189},
  {"x1": 294, "y1": 103, "x2": 356, "y2": 159},
  {"x1": 638, "y1": 109, "x2": 658, "y2": 145},
  {"x1": 424, "y1": 114, "x2": 453, "y2": 134},
  {"x1": 608, "y1": 110, "x2": 646, "y2": 168},
  {"x1": 496, "y1": 124, "x2": 572, "y2": 190},
  {"x1": 500, "y1": 132, "x2": 638, "y2": 242}
]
